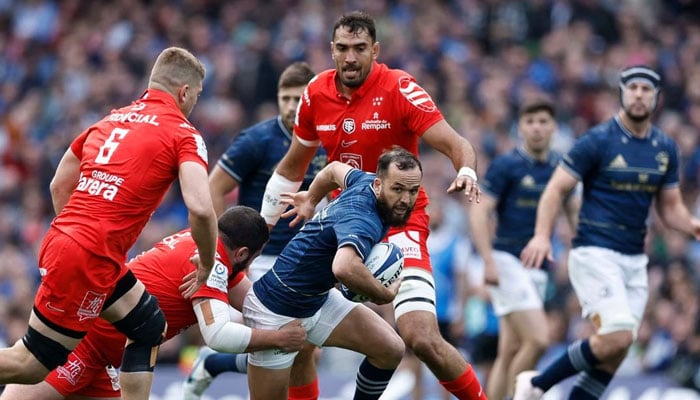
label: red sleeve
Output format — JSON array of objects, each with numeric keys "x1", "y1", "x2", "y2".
[
  {"x1": 294, "y1": 81, "x2": 320, "y2": 143},
  {"x1": 176, "y1": 129, "x2": 209, "y2": 169},
  {"x1": 69, "y1": 129, "x2": 90, "y2": 159},
  {"x1": 394, "y1": 74, "x2": 444, "y2": 137}
]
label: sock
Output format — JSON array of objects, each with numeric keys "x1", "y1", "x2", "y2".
[
  {"x1": 568, "y1": 368, "x2": 613, "y2": 399},
  {"x1": 438, "y1": 364, "x2": 487, "y2": 399},
  {"x1": 288, "y1": 377, "x2": 320, "y2": 400},
  {"x1": 353, "y1": 358, "x2": 396, "y2": 400},
  {"x1": 532, "y1": 339, "x2": 599, "y2": 391},
  {"x1": 204, "y1": 353, "x2": 248, "y2": 377}
]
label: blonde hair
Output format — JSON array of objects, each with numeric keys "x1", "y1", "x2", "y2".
[{"x1": 148, "y1": 47, "x2": 205, "y2": 92}]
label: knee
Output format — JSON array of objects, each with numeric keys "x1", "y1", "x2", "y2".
[
  {"x1": 383, "y1": 335, "x2": 407, "y2": 367},
  {"x1": 525, "y1": 333, "x2": 549, "y2": 355},
  {"x1": 403, "y1": 332, "x2": 441, "y2": 360},
  {"x1": 113, "y1": 291, "x2": 166, "y2": 372},
  {"x1": 593, "y1": 331, "x2": 633, "y2": 361}
]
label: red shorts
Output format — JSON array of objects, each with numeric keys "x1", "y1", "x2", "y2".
[
  {"x1": 35, "y1": 228, "x2": 127, "y2": 333},
  {"x1": 45, "y1": 320, "x2": 125, "y2": 397},
  {"x1": 385, "y1": 208, "x2": 432, "y2": 272}
]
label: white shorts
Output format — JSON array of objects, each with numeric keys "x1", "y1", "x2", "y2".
[
  {"x1": 568, "y1": 246, "x2": 648, "y2": 335},
  {"x1": 248, "y1": 254, "x2": 277, "y2": 282},
  {"x1": 242, "y1": 288, "x2": 358, "y2": 369},
  {"x1": 393, "y1": 268, "x2": 437, "y2": 320},
  {"x1": 487, "y1": 250, "x2": 548, "y2": 317}
]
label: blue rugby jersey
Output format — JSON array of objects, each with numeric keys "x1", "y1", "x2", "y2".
[
  {"x1": 562, "y1": 116, "x2": 679, "y2": 254},
  {"x1": 253, "y1": 169, "x2": 389, "y2": 318},
  {"x1": 217, "y1": 116, "x2": 326, "y2": 255},
  {"x1": 482, "y1": 147, "x2": 560, "y2": 266}
]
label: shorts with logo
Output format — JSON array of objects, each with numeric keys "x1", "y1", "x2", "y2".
[
  {"x1": 243, "y1": 288, "x2": 357, "y2": 369},
  {"x1": 35, "y1": 228, "x2": 127, "y2": 333},
  {"x1": 487, "y1": 250, "x2": 548, "y2": 317},
  {"x1": 44, "y1": 323, "x2": 124, "y2": 398},
  {"x1": 568, "y1": 246, "x2": 648, "y2": 335}
]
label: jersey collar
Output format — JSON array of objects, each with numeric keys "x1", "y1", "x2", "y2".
[
  {"x1": 614, "y1": 115, "x2": 653, "y2": 140},
  {"x1": 215, "y1": 238, "x2": 232, "y2": 270},
  {"x1": 140, "y1": 88, "x2": 184, "y2": 117},
  {"x1": 276, "y1": 115, "x2": 292, "y2": 140}
]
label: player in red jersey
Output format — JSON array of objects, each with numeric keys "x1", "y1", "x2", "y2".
[
  {"x1": 0, "y1": 47, "x2": 219, "y2": 400},
  {"x1": 0, "y1": 206, "x2": 307, "y2": 400},
  {"x1": 261, "y1": 11, "x2": 486, "y2": 400}
]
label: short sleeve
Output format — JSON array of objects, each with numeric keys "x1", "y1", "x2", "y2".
[
  {"x1": 481, "y1": 156, "x2": 511, "y2": 200},
  {"x1": 217, "y1": 131, "x2": 262, "y2": 182},
  {"x1": 561, "y1": 133, "x2": 600, "y2": 180}
]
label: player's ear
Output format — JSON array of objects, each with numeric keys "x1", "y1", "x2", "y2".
[
  {"x1": 372, "y1": 178, "x2": 381, "y2": 196},
  {"x1": 178, "y1": 85, "x2": 188, "y2": 104},
  {"x1": 373, "y1": 41, "x2": 380, "y2": 60},
  {"x1": 234, "y1": 247, "x2": 250, "y2": 262}
]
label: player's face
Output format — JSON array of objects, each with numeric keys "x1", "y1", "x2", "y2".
[
  {"x1": 182, "y1": 81, "x2": 203, "y2": 117},
  {"x1": 519, "y1": 110, "x2": 556, "y2": 155},
  {"x1": 277, "y1": 85, "x2": 305, "y2": 132},
  {"x1": 375, "y1": 164, "x2": 422, "y2": 227},
  {"x1": 621, "y1": 81, "x2": 656, "y2": 122},
  {"x1": 231, "y1": 248, "x2": 263, "y2": 275},
  {"x1": 331, "y1": 27, "x2": 378, "y2": 89}
]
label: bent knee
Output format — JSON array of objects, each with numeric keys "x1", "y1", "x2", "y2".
[{"x1": 594, "y1": 330, "x2": 633, "y2": 360}]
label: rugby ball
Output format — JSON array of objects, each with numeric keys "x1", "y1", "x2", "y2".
[{"x1": 339, "y1": 242, "x2": 404, "y2": 302}]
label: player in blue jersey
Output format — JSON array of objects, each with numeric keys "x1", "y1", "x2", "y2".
[
  {"x1": 469, "y1": 99, "x2": 579, "y2": 400},
  {"x1": 243, "y1": 147, "x2": 422, "y2": 400},
  {"x1": 184, "y1": 62, "x2": 326, "y2": 400},
  {"x1": 514, "y1": 66, "x2": 700, "y2": 400}
]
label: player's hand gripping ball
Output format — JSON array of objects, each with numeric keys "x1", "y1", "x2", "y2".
[{"x1": 340, "y1": 242, "x2": 404, "y2": 302}]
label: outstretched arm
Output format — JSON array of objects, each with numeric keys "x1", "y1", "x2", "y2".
[
  {"x1": 193, "y1": 293, "x2": 306, "y2": 354},
  {"x1": 179, "y1": 161, "x2": 218, "y2": 298},
  {"x1": 260, "y1": 136, "x2": 318, "y2": 227},
  {"x1": 521, "y1": 166, "x2": 578, "y2": 269},
  {"x1": 279, "y1": 161, "x2": 353, "y2": 226},
  {"x1": 655, "y1": 186, "x2": 700, "y2": 240},
  {"x1": 421, "y1": 120, "x2": 480, "y2": 202},
  {"x1": 468, "y1": 193, "x2": 499, "y2": 285}
]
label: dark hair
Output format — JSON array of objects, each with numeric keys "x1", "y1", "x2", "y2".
[
  {"x1": 332, "y1": 11, "x2": 377, "y2": 43},
  {"x1": 519, "y1": 98, "x2": 556, "y2": 118},
  {"x1": 218, "y1": 206, "x2": 269, "y2": 254},
  {"x1": 376, "y1": 146, "x2": 422, "y2": 179},
  {"x1": 278, "y1": 62, "x2": 315, "y2": 90}
]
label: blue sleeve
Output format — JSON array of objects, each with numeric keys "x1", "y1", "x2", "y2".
[
  {"x1": 344, "y1": 168, "x2": 370, "y2": 189},
  {"x1": 561, "y1": 132, "x2": 600, "y2": 180},
  {"x1": 217, "y1": 131, "x2": 262, "y2": 182},
  {"x1": 662, "y1": 141, "x2": 680, "y2": 188},
  {"x1": 482, "y1": 156, "x2": 510, "y2": 200},
  {"x1": 334, "y1": 213, "x2": 383, "y2": 260}
]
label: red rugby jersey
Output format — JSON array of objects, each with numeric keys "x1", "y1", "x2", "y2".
[
  {"x1": 52, "y1": 89, "x2": 208, "y2": 262},
  {"x1": 81, "y1": 230, "x2": 243, "y2": 367},
  {"x1": 294, "y1": 62, "x2": 444, "y2": 208},
  {"x1": 129, "y1": 230, "x2": 243, "y2": 339}
]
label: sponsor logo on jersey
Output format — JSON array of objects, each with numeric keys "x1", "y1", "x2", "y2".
[
  {"x1": 108, "y1": 111, "x2": 159, "y2": 126},
  {"x1": 316, "y1": 124, "x2": 336, "y2": 131},
  {"x1": 398, "y1": 76, "x2": 437, "y2": 112},
  {"x1": 76, "y1": 171, "x2": 124, "y2": 201},
  {"x1": 56, "y1": 356, "x2": 86, "y2": 385},
  {"x1": 608, "y1": 154, "x2": 628, "y2": 168},
  {"x1": 340, "y1": 153, "x2": 362, "y2": 170},
  {"x1": 341, "y1": 139, "x2": 358, "y2": 148},
  {"x1": 77, "y1": 291, "x2": 106, "y2": 321},
  {"x1": 520, "y1": 175, "x2": 536, "y2": 188},
  {"x1": 206, "y1": 261, "x2": 228, "y2": 292},
  {"x1": 342, "y1": 118, "x2": 356, "y2": 134},
  {"x1": 656, "y1": 152, "x2": 668, "y2": 172},
  {"x1": 386, "y1": 231, "x2": 422, "y2": 260}
]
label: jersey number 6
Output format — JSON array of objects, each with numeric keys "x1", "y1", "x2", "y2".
[{"x1": 96, "y1": 128, "x2": 130, "y2": 164}]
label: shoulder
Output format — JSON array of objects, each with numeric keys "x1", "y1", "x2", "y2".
[
  {"x1": 305, "y1": 70, "x2": 335, "y2": 95},
  {"x1": 650, "y1": 126, "x2": 677, "y2": 148}
]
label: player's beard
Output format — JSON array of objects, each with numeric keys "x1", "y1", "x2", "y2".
[
  {"x1": 377, "y1": 197, "x2": 414, "y2": 227},
  {"x1": 623, "y1": 101, "x2": 651, "y2": 123},
  {"x1": 340, "y1": 67, "x2": 365, "y2": 88}
]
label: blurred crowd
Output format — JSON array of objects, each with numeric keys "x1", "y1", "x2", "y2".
[{"x1": 1, "y1": 0, "x2": 699, "y2": 392}]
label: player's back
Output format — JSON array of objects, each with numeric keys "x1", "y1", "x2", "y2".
[{"x1": 53, "y1": 89, "x2": 208, "y2": 261}]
